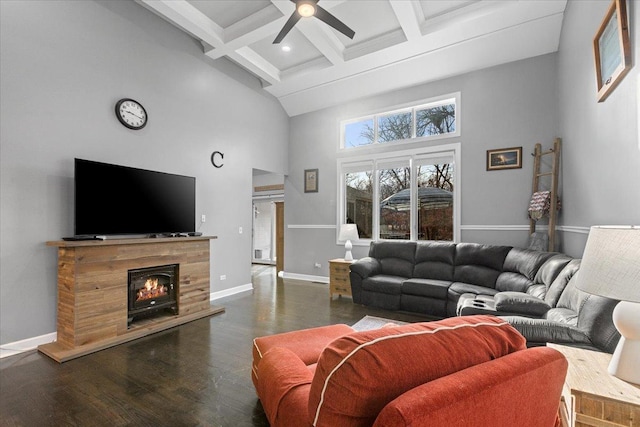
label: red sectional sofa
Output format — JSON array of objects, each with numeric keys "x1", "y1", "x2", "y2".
[{"x1": 252, "y1": 315, "x2": 567, "y2": 427}]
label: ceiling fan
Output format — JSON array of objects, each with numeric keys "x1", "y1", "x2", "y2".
[{"x1": 273, "y1": 0, "x2": 355, "y2": 44}]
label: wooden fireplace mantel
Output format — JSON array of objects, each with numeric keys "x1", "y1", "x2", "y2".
[{"x1": 40, "y1": 236, "x2": 224, "y2": 362}]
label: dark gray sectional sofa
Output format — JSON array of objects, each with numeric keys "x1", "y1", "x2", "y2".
[{"x1": 349, "y1": 240, "x2": 620, "y2": 353}]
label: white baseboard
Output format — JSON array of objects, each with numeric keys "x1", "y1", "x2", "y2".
[
  {"x1": 281, "y1": 272, "x2": 329, "y2": 283},
  {"x1": 0, "y1": 332, "x2": 57, "y2": 359},
  {"x1": 209, "y1": 283, "x2": 253, "y2": 301}
]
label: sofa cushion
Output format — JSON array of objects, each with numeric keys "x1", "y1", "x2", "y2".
[
  {"x1": 503, "y1": 248, "x2": 557, "y2": 278},
  {"x1": 494, "y1": 292, "x2": 551, "y2": 316},
  {"x1": 253, "y1": 324, "x2": 355, "y2": 387},
  {"x1": 454, "y1": 243, "x2": 512, "y2": 288},
  {"x1": 362, "y1": 275, "x2": 405, "y2": 295},
  {"x1": 401, "y1": 278, "x2": 450, "y2": 299},
  {"x1": 449, "y1": 282, "x2": 500, "y2": 298},
  {"x1": 495, "y1": 272, "x2": 534, "y2": 293},
  {"x1": 545, "y1": 307, "x2": 578, "y2": 325},
  {"x1": 412, "y1": 241, "x2": 455, "y2": 280},
  {"x1": 308, "y1": 316, "x2": 526, "y2": 427},
  {"x1": 373, "y1": 347, "x2": 568, "y2": 427},
  {"x1": 255, "y1": 347, "x2": 315, "y2": 426},
  {"x1": 544, "y1": 259, "x2": 580, "y2": 306},
  {"x1": 535, "y1": 255, "x2": 573, "y2": 290},
  {"x1": 369, "y1": 241, "x2": 416, "y2": 278}
]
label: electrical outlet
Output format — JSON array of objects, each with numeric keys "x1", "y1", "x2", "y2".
[
  {"x1": 201, "y1": 214, "x2": 206, "y2": 223},
  {"x1": 220, "y1": 275, "x2": 226, "y2": 281},
  {"x1": 314, "y1": 263, "x2": 321, "y2": 268},
  {"x1": 238, "y1": 227, "x2": 243, "y2": 234}
]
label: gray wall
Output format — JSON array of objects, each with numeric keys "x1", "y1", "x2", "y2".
[
  {"x1": 285, "y1": 53, "x2": 560, "y2": 278},
  {"x1": 284, "y1": 0, "x2": 640, "y2": 278},
  {"x1": 557, "y1": 0, "x2": 640, "y2": 257},
  {"x1": 0, "y1": 0, "x2": 289, "y2": 345}
]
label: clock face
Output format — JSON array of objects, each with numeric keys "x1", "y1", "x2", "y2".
[{"x1": 115, "y1": 98, "x2": 147, "y2": 130}]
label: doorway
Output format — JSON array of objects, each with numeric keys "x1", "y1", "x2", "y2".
[
  {"x1": 252, "y1": 169, "x2": 284, "y2": 267},
  {"x1": 252, "y1": 200, "x2": 276, "y2": 265}
]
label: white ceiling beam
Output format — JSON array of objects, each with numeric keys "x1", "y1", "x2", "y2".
[
  {"x1": 389, "y1": 0, "x2": 424, "y2": 41},
  {"x1": 276, "y1": 12, "x2": 565, "y2": 116},
  {"x1": 230, "y1": 47, "x2": 281, "y2": 84},
  {"x1": 138, "y1": 0, "x2": 281, "y2": 84},
  {"x1": 136, "y1": 0, "x2": 224, "y2": 46}
]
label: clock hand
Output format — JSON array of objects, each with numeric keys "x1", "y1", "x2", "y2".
[{"x1": 125, "y1": 110, "x2": 143, "y2": 120}]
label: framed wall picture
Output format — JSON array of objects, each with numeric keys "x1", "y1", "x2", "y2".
[
  {"x1": 593, "y1": 0, "x2": 631, "y2": 102},
  {"x1": 487, "y1": 147, "x2": 522, "y2": 171},
  {"x1": 304, "y1": 169, "x2": 318, "y2": 193}
]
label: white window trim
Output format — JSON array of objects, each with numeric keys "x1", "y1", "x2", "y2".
[
  {"x1": 337, "y1": 142, "x2": 461, "y2": 245},
  {"x1": 339, "y1": 92, "x2": 461, "y2": 151}
]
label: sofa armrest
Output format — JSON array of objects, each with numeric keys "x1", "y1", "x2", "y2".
[
  {"x1": 255, "y1": 347, "x2": 314, "y2": 427},
  {"x1": 350, "y1": 257, "x2": 381, "y2": 279},
  {"x1": 503, "y1": 316, "x2": 594, "y2": 348},
  {"x1": 494, "y1": 292, "x2": 551, "y2": 317},
  {"x1": 373, "y1": 347, "x2": 567, "y2": 427},
  {"x1": 349, "y1": 257, "x2": 381, "y2": 304}
]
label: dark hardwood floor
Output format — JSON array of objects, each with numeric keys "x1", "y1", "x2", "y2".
[{"x1": 0, "y1": 266, "x2": 430, "y2": 427}]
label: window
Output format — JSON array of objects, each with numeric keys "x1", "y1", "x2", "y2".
[
  {"x1": 345, "y1": 168, "x2": 373, "y2": 239},
  {"x1": 340, "y1": 93, "x2": 459, "y2": 149},
  {"x1": 338, "y1": 146, "x2": 460, "y2": 243},
  {"x1": 338, "y1": 93, "x2": 460, "y2": 243},
  {"x1": 415, "y1": 155, "x2": 455, "y2": 241}
]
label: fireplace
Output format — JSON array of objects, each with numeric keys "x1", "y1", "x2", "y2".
[{"x1": 128, "y1": 264, "x2": 178, "y2": 324}]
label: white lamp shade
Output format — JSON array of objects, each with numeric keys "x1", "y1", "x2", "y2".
[
  {"x1": 576, "y1": 226, "x2": 640, "y2": 384},
  {"x1": 576, "y1": 226, "x2": 640, "y2": 303},
  {"x1": 338, "y1": 224, "x2": 359, "y2": 242}
]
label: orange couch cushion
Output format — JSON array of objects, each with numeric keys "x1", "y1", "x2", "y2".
[
  {"x1": 308, "y1": 315, "x2": 526, "y2": 427},
  {"x1": 373, "y1": 346, "x2": 567, "y2": 427},
  {"x1": 252, "y1": 324, "x2": 354, "y2": 388},
  {"x1": 255, "y1": 347, "x2": 315, "y2": 427}
]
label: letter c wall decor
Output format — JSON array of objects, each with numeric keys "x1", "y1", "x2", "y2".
[{"x1": 211, "y1": 151, "x2": 224, "y2": 168}]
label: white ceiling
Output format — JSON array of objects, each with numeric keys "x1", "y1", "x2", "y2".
[{"x1": 137, "y1": 0, "x2": 567, "y2": 116}]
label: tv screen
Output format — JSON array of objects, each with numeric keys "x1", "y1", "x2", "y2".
[{"x1": 74, "y1": 158, "x2": 196, "y2": 236}]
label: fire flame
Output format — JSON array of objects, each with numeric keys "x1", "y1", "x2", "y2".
[{"x1": 136, "y1": 278, "x2": 168, "y2": 301}]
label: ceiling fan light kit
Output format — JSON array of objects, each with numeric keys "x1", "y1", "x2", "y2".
[
  {"x1": 297, "y1": 1, "x2": 316, "y2": 17},
  {"x1": 273, "y1": 0, "x2": 355, "y2": 44}
]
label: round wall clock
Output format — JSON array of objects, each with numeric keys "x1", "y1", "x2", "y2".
[{"x1": 115, "y1": 98, "x2": 147, "y2": 130}]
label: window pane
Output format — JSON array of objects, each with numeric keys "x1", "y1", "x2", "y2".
[
  {"x1": 416, "y1": 103, "x2": 455, "y2": 137},
  {"x1": 344, "y1": 119, "x2": 374, "y2": 148},
  {"x1": 345, "y1": 171, "x2": 373, "y2": 238},
  {"x1": 377, "y1": 111, "x2": 412, "y2": 143},
  {"x1": 379, "y1": 167, "x2": 410, "y2": 240},
  {"x1": 416, "y1": 163, "x2": 454, "y2": 241}
]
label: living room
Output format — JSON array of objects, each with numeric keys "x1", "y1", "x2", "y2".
[{"x1": 1, "y1": 0, "x2": 639, "y2": 425}]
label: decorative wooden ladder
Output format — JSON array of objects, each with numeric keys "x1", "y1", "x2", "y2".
[{"x1": 529, "y1": 138, "x2": 561, "y2": 251}]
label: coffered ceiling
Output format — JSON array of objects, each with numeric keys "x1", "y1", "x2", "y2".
[{"x1": 137, "y1": 0, "x2": 567, "y2": 116}]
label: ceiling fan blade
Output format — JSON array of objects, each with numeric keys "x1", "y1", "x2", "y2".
[
  {"x1": 314, "y1": 5, "x2": 355, "y2": 39},
  {"x1": 273, "y1": 11, "x2": 301, "y2": 44}
]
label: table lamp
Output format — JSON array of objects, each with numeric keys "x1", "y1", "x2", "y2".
[
  {"x1": 575, "y1": 225, "x2": 640, "y2": 384},
  {"x1": 338, "y1": 224, "x2": 359, "y2": 261}
]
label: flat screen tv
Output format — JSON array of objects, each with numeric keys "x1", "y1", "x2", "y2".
[{"x1": 74, "y1": 158, "x2": 196, "y2": 237}]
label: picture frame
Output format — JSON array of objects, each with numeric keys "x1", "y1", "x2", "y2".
[
  {"x1": 593, "y1": 0, "x2": 631, "y2": 102},
  {"x1": 486, "y1": 147, "x2": 522, "y2": 171},
  {"x1": 304, "y1": 168, "x2": 318, "y2": 193}
]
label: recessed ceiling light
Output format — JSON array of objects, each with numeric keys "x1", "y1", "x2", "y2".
[{"x1": 281, "y1": 45, "x2": 291, "y2": 52}]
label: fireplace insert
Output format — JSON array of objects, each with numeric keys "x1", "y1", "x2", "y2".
[{"x1": 128, "y1": 264, "x2": 178, "y2": 324}]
